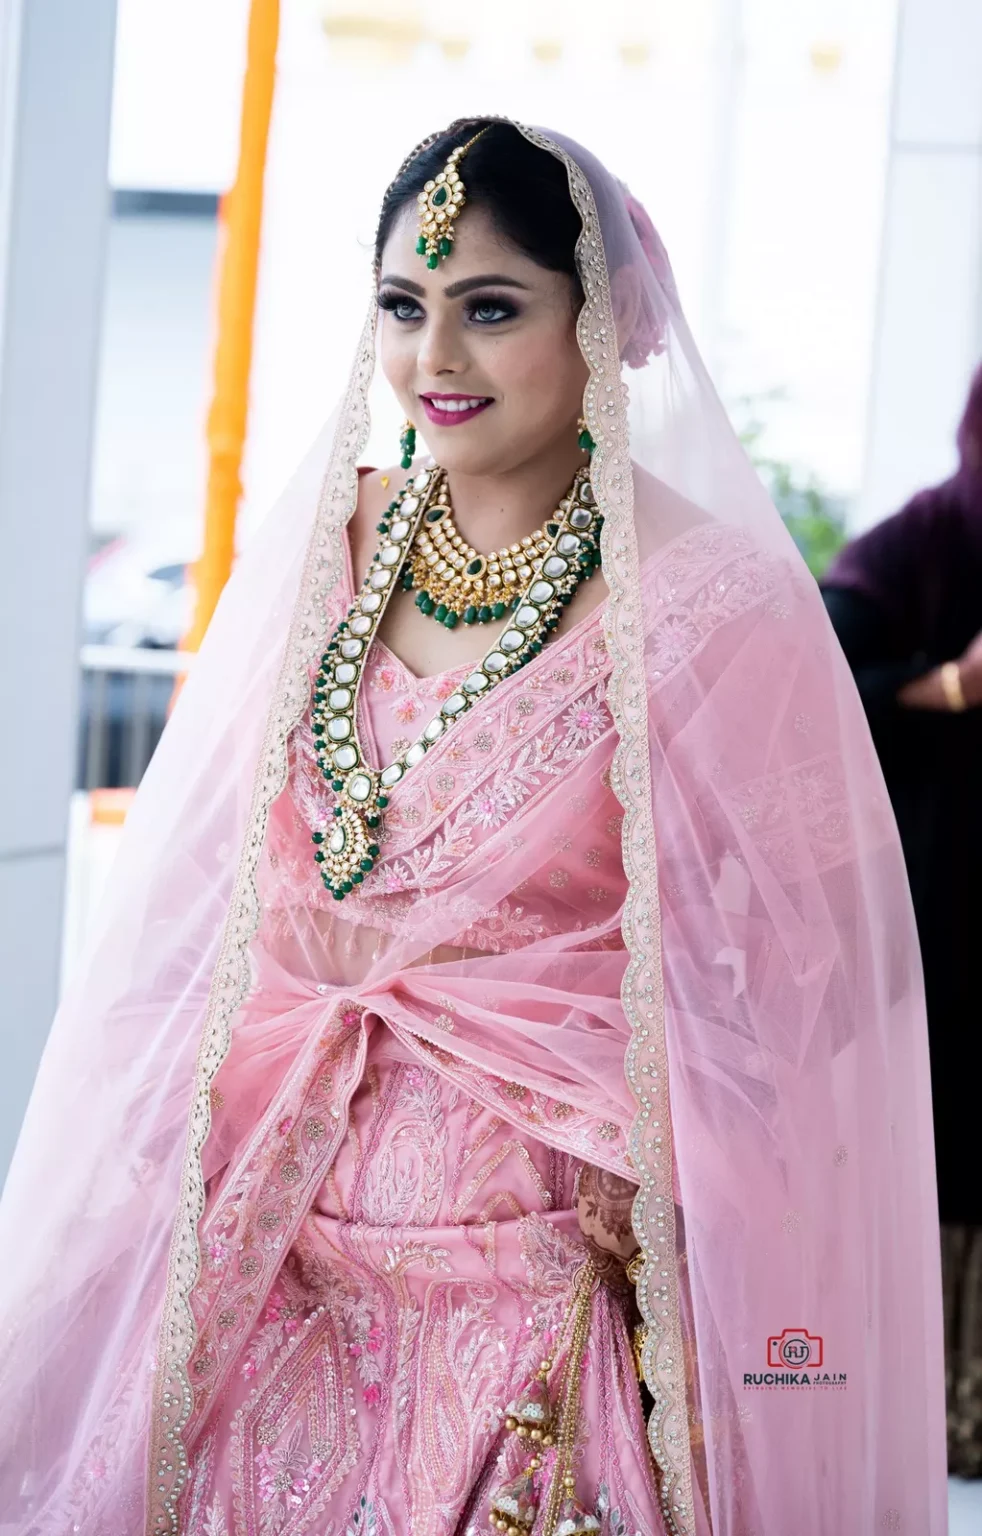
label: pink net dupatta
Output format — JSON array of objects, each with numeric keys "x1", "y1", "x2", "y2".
[{"x1": 0, "y1": 122, "x2": 946, "y2": 1535}]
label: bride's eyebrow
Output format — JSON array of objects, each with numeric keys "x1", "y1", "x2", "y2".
[
  {"x1": 442, "y1": 274, "x2": 530, "y2": 298},
  {"x1": 377, "y1": 273, "x2": 531, "y2": 298},
  {"x1": 378, "y1": 274, "x2": 425, "y2": 295}
]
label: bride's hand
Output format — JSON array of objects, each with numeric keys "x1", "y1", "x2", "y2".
[{"x1": 575, "y1": 1164, "x2": 639, "y2": 1262}]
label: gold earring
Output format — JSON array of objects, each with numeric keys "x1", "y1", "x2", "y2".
[{"x1": 399, "y1": 419, "x2": 416, "y2": 470}]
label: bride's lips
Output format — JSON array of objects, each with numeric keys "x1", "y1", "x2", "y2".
[{"x1": 419, "y1": 392, "x2": 494, "y2": 427}]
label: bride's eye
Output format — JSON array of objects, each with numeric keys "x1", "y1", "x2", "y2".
[
  {"x1": 377, "y1": 291, "x2": 423, "y2": 322},
  {"x1": 468, "y1": 298, "x2": 517, "y2": 325}
]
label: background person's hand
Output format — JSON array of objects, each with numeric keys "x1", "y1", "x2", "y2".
[{"x1": 958, "y1": 626, "x2": 982, "y2": 706}]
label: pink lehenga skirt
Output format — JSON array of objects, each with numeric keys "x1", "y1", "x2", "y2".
[{"x1": 181, "y1": 1049, "x2": 665, "y2": 1536}]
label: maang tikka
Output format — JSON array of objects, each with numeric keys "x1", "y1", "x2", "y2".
[{"x1": 416, "y1": 127, "x2": 489, "y2": 269}]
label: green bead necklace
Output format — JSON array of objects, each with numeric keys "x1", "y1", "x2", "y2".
[{"x1": 309, "y1": 464, "x2": 603, "y2": 900}]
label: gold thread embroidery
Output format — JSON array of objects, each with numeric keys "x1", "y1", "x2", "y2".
[{"x1": 451, "y1": 1138, "x2": 553, "y2": 1222}]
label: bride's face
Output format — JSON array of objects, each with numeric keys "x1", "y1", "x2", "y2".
[{"x1": 377, "y1": 204, "x2": 588, "y2": 476}]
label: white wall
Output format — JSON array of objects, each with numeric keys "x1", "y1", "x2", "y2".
[
  {"x1": 0, "y1": 0, "x2": 116, "y2": 1177},
  {"x1": 90, "y1": 208, "x2": 217, "y2": 553},
  {"x1": 109, "y1": 0, "x2": 247, "y2": 193},
  {"x1": 861, "y1": 0, "x2": 982, "y2": 529}
]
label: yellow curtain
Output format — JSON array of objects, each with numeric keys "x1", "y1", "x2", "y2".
[{"x1": 183, "y1": 0, "x2": 280, "y2": 653}]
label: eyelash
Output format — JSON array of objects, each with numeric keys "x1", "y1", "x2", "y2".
[{"x1": 377, "y1": 292, "x2": 518, "y2": 326}]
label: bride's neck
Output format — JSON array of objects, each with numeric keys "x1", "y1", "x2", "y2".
[{"x1": 443, "y1": 438, "x2": 587, "y2": 551}]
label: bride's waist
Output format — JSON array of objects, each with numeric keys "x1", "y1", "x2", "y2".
[
  {"x1": 299, "y1": 1204, "x2": 586, "y2": 1285},
  {"x1": 312, "y1": 1053, "x2": 582, "y2": 1226}
]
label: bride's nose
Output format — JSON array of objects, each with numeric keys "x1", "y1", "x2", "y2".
[{"x1": 416, "y1": 310, "x2": 467, "y2": 377}]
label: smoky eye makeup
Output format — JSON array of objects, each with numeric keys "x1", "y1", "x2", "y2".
[
  {"x1": 377, "y1": 290, "x2": 423, "y2": 320},
  {"x1": 377, "y1": 288, "x2": 522, "y2": 326},
  {"x1": 465, "y1": 295, "x2": 520, "y2": 324}
]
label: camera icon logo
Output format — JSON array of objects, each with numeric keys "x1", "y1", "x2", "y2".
[{"x1": 767, "y1": 1328, "x2": 823, "y2": 1369}]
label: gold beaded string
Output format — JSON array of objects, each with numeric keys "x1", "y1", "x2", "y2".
[
  {"x1": 539, "y1": 1259, "x2": 596, "y2": 1536},
  {"x1": 490, "y1": 1256, "x2": 597, "y2": 1536}
]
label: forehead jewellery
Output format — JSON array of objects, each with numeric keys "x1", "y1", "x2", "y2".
[{"x1": 415, "y1": 127, "x2": 490, "y2": 268}]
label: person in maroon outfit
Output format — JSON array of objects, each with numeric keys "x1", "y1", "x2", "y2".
[{"x1": 824, "y1": 366, "x2": 982, "y2": 1477}]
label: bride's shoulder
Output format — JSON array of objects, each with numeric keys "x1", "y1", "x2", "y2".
[
  {"x1": 630, "y1": 463, "x2": 714, "y2": 548},
  {"x1": 349, "y1": 462, "x2": 406, "y2": 573},
  {"x1": 629, "y1": 463, "x2": 788, "y2": 595},
  {"x1": 355, "y1": 463, "x2": 405, "y2": 516}
]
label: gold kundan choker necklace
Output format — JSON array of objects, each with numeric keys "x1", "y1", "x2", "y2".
[
  {"x1": 310, "y1": 464, "x2": 603, "y2": 899},
  {"x1": 405, "y1": 468, "x2": 564, "y2": 626}
]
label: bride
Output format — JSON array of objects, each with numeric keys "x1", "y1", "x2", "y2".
[{"x1": 0, "y1": 119, "x2": 947, "y2": 1536}]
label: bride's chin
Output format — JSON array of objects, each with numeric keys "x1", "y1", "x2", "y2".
[{"x1": 421, "y1": 436, "x2": 518, "y2": 477}]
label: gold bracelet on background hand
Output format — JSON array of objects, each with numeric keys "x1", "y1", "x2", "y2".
[{"x1": 941, "y1": 661, "x2": 967, "y2": 713}]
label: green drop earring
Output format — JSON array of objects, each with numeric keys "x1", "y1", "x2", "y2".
[
  {"x1": 399, "y1": 419, "x2": 416, "y2": 470},
  {"x1": 577, "y1": 415, "x2": 596, "y2": 456}
]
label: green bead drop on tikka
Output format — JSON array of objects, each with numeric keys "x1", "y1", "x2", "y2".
[
  {"x1": 426, "y1": 253, "x2": 438, "y2": 270},
  {"x1": 415, "y1": 235, "x2": 427, "y2": 255},
  {"x1": 438, "y1": 237, "x2": 452, "y2": 257}
]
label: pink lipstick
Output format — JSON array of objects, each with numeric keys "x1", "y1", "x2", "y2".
[{"x1": 419, "y1": 392, "x2": 493, "y2": 427}]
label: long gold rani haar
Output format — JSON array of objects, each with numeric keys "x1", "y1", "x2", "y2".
[
  {"x1": 415, "y1": 127, "x2": 489, "y2": 268},
  {"x1": 309, "y1": 466, "x2": 603, "y2": 900}
]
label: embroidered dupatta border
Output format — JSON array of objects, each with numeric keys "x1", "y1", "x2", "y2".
[
  {"x1": 144, "y1": 308, "x2": 378, "y2": 1532},
  {"x1": 144, "y1": 120, "x2": 693, "y2": 1535},
  {"x1": 516, "y1": 128, "x2": 694, "y2": 1535}
]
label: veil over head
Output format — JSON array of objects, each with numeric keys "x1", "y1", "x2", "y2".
[{"x1": 0, "y1": 119, "x2": 945, "y2": 1535}]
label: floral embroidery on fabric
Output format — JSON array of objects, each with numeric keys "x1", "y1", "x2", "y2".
[
  {"x1": 391, "y1": 1029, "x2": 634, "y2": 1180},
  {"x1": 184, "y1": 1179, "x2": 661, "y2": 1536},
  {"x1": 719, "y1": 751, "x2": 861, "y2": 878},
  {"x1": 186, "y1": 1006, "x2": 368, "y2": 1437},
  {"x1": 368, "y1": 642, "x2": 472, "y2": 720}
]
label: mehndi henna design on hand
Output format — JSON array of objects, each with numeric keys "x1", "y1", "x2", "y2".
[{"x1": 575, "y1": 1163, "x2": 638, "y2": 1259}]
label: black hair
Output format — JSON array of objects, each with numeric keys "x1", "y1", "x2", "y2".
[{"x1": 375, "y1": 121, "x2": 583, "y2": 296}]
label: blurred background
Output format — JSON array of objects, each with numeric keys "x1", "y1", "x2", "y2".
[{"x1": 0, "y1": 0, "x2": 979, "y2": 1516}]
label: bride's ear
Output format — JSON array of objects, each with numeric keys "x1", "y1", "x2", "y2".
[{"x1": 610, "y1": 264, "x2": 642, "y2": 358}]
